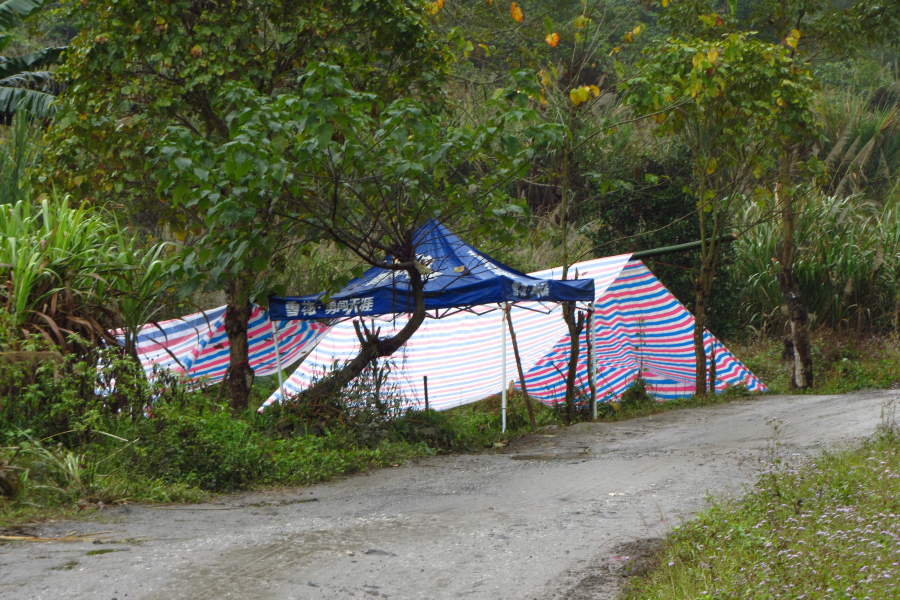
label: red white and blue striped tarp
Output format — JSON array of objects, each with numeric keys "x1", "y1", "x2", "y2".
[
  {"x1": 127, "y1": 305, "x2": 330, "y2": 384},
  {"x1": 261, "y1": 257, "x2": 766, "y2": 410}
]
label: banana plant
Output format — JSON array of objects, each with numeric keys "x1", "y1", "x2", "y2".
[{"x1": 0, "y1": 0, "x2": 66, "y2": 121}]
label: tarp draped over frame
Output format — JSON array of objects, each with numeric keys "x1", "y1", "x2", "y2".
[
  {"x1": 262, "y1": 256, "x2": 765, "y2": 409},
  {"x1": 269, "y1": 220, "x2": 595, "y2": 321},
  {"x1": 126, "y1": 305, "x2": 330, "y2": 384}
]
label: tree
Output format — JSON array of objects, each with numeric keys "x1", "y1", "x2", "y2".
[
  {"x1": 657, "y1": 0, "x2": 900, "y2": 389},
  {"x1": 42, "y1": 0, "x2": 452, "y2": 410},
  {"x1": 153, "y1": 64, "x2": 549, "y2": 406},
  {"x1": 467, "y1": 3, "x2": 641, "y2": 419},
  {"x1": 621, "y1": 29, "x2": 817, "y2": 395},
  {"x1": 0, "y1": 0, "x2": 66, "y2": 121}
]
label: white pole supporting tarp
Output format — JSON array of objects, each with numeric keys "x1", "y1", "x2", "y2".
[
  {"x1": 271, "y1": 320, "x2": 285, "y2": 397},
  {"x1": 501, "y1": 302, "x2": 508, "y2": 433},
  {"x1": 591, "y1": 300, "x2": 598, "y2": 419}
]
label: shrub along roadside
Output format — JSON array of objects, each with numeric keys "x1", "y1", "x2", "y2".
[
  {"x1": 731, "y1": 331, "x2": 900, "y2": 395},
  {"x1": 0, "y1": 345, "x2": 564, "y2": 521},
  {"x1": 622, "y1": 415, "x2": 900, "y2": 600},
  {"x1": 8, "y1": 319, "x2": 900, "y2": 527}
]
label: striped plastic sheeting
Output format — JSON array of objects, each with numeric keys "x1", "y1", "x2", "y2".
[
  {"x1": 524, "y1": 261, "x2": 766, "y2": 403},
  {"x1": 262, "y1": 256, "x2": 765, "y2": 410},
  {"x1": 127, "y1": 305, "x2": 331, "y2": 384}
]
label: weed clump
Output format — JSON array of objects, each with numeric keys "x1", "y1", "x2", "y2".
[{"x1": 619, "y1": 377, "x2": 656, "y2": 411}]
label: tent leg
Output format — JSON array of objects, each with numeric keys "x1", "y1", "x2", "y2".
[
  {"x1": 590, "y1": 301, "x2": 598, "y2": 420},
  {"x1": 271, "y1": 320, "x2": 285, "y2": 401},
  {"x1": 506, "y1": 304, "x2": 536, "y2": 428},
  {"x1": 501, "y1": 302, "x2": 508, "y2": 434}
]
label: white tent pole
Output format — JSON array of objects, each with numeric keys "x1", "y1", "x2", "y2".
[
  {"x1": 501, "y1": 302, "x2": 508, "y2": 434},
  {"x1": 591, "y1": 300, "x2": 598, "y2": 420},
  {"x1": 271, "y1": 320, "x2": 285, "y2": 398}
]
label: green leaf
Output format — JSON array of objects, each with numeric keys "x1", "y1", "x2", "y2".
[
  {"x1": 172, "y1": 180, "x2": 190, "y2": 204},
  {"x1": 317, "y1": 123, "x2": 333, "y2": 148},
  {"x1": 0, "y1": 46, "x2": 65, "y2": 79},
  {"x1": 0, "y1": 86, "x2": 55, "y2": 117},
  {"x1": 0, "y1": 0, "x2": 46, "y2": 33},
  {"x1": 174, "y1": 157, "x2": 193, "y2": 171}
]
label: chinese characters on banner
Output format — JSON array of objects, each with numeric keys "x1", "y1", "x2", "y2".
[
  {"x1": 511, "y1": 281, "x2": 550, "y2": 299},
  {"x1": 284, "y1": 297, "x2": 375, "y2": 317}
]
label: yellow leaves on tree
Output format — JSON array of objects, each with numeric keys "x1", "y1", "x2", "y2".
[
  {"x1": 573, "y1": 15, "x2": 590, "y2": 30},
  {"x1": 623, "y1": 25, "x2": 641, "y2": 44},
  {"x1": 545, "y1": 32, "x2": 559, "y2": 47},
  {"x1": 569, "y1": 85, "x2": 600, "y2": 106},
  {"x1": 426, "y1": 0, "x2": 444, "y2": 15},
  {"x1": 510, "y1": 2, "x2": 523, "y2": 23},
  {"x1": 785, "y1": 28, "x2": 801, "y2": 49},
  {"x1": 190, "y1": 45, "x2": 203, "y2": 58},
  {"x1": 661, "y1": 0, "x2": 668, "y2": 6}
]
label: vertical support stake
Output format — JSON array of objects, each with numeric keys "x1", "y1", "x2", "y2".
[
  {"x1": 423, "y1": 375, "x2": 429, "y2": 411},
  {"x1": 591, "y1": 300, "x2": 598, "y2": 419},
  {"x1": 501, "y1": 302, "x2": 508, "y2": 434},
  {"x1": 271, "y1": 320, "x2": 285, "y2": 400}
]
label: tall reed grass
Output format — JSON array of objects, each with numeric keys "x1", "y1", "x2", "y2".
[
  {"x1": 0, "y1": 194, "x2": 172, "y2": 353},
  {"x1": 734, "y1": 193, "x2": 900, "y2": 336}
]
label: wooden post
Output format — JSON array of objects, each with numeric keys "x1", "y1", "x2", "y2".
[
  {"x1": 423, "y1": 375, "x2": 429, "y2": 411},
  {"x1": 505, "y1": 305, "x2": 537, "y2": 428},
  {"x1": 588, "y1": 302, "x2": 598, "y2": 419}
]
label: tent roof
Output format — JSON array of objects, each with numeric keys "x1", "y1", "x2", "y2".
[{"x1": 269, "y1": 220, "x2": 594, "y2": 321}]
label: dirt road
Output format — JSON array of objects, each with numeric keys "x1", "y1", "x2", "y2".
[{"x1": 2, "y1": 391, "x2": 894, "y2": 600}]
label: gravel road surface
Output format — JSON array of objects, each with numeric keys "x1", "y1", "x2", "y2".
[{"x1": 1, "y1": 391, "x2": 895, "y2": 600}]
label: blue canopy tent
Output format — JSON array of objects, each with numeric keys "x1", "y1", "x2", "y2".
[
  {"x1": 269, "y1": 220, "x2": 594, "y2": 321},
  {"x1": 267, "y1": 220, "x2": 595, "y2": 429}
]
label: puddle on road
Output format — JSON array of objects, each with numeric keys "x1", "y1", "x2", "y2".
[
  {"x1": 86, "y1": 548, "x2": 129, "y2": 556},
  {"x1": 510, "y1": 452, "x2": 588, "y2": 461}
]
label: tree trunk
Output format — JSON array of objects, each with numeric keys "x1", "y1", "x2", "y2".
[
  {"x1": 562, "y1": 303, "x2": 586, "y2": 421},
  {"x1": 776, "y1": 152, "x2": 814, "y2": 389},
  {"x1": 506, "y1": 306, "x2": 536, "y2": 428},
  {"x1": 693, "y1": 277, "x2": 708, "y2": 397},
  {"x1": 777, "y1": 266, "x2": 813, "y2": 389},
  {"x1": 224, "y1": 276, "x2": 254, "y2": 412},
  {"x1": 586, "y1": 307, "x2": 598, "y2": 418},
  {"x1": 296, "y1": 266, "x2": 427, "y2": 405}
]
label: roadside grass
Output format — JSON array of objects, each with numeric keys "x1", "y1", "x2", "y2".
[
  {"x1": 622, "y1": 413, "x2": 900, "y2": 600},
  {"x1": 11, "y1": 328, "x2": 899, "y2": 527},
  {"x1": 731, "y1": 331, "x2": 900, "y2": 395}
]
